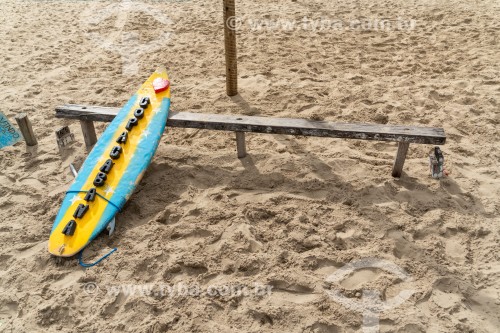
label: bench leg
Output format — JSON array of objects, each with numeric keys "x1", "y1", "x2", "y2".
[
  {"x1": 80, "y1": 120, "x2": 97, "y2": 151},
  {"x1": 236, "y1": 131, "x2": 246, "y2": 158},
  {"x1": 392, "y1": 142, "x2": 410, "y2": 177}
]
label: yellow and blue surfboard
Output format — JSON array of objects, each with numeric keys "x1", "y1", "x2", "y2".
[{"x1": 48, "y1": 68, "x2": 171, "y2": 257}]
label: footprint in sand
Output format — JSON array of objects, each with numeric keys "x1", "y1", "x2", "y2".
[{"x1": 0, "y1": 301, "x2": 18, "y2": 320}]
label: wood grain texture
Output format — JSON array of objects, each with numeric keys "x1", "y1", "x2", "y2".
[
  {"x1": 14, "y1": 113, "x2": 38, "y2": 146},
  {"x1": 223, "y1": 0, "x2": 238, "y2": 96},
  {"x1": 392, "y1": 142, "x2": 410, "y2": 177},
  {"x1": 79, "y1": 120, "x2": 97, "y2": 150},
  {"x1": 56, "y1": 104, "x2": 446, "y2": 144}
]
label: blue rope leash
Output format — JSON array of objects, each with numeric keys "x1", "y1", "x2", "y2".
[
  {"x1": 78, "y1": 247, "x2": 117, "y2": 268},
  {"x1": 66, "y1": 190, "x2": 122, "y2": 212},
  {"x1": 66, "y1": 189, "x2": 119, "y2": 267}
]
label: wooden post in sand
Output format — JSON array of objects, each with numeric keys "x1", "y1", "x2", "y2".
[
  {"x1": 235, "y1": 131, "x2": 246, "y2": 158},
  {"x1": 15, "y1": 113, "x2": 38, "y2": 146},
  {"x1": 80, "y1": 120, "x2": 97, "y2": 150},
  {"x1": 223, "y1": 0, "x2": 238, "y2": 96},
  {"x1": 392, "y1": 142, "x2": 410, "y2": 178}
]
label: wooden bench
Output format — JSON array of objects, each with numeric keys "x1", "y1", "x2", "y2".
[{"x1": 56, "y1": 104, "x2": 446, "y2": 177}]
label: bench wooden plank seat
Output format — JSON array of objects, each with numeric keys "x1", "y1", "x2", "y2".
[{"x1": 55, "y1": 104, "x2": 446, "y2": 177}]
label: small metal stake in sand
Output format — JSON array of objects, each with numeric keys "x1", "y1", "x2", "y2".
[
  {"x1": 15, "y1": 113, "x2": 38, "y2": 146},
  {"x1": 223, "y1": 0, "x2": 238, "y2": 96}
]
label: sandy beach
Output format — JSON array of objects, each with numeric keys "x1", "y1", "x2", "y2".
[{"x1": 0, "y1": 0, "x2": 499, "y2": 332}]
